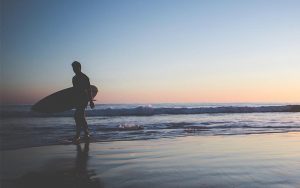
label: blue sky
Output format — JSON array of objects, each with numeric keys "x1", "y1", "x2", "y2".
[{"x1": 1, "y1": 0, "x2": 300, "y2": 104}]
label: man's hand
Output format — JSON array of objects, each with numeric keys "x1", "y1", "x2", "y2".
[{"x1": 90, "y1": 101, "x2": 95, "y2": 109}]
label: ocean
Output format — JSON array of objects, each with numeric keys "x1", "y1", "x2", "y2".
[{"x1": 1, "y1": 103, "x2": 300, "y2": 150}]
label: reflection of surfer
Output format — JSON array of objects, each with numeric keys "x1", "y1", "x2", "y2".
[
  {"x1": 74, "y1": 140, "x2": 102, "y2": 187},
  {"x1": 76, "y1": 140, "x2": 89, "y2": 177},
  {"x1": 72, "y1": 61, "x2": 95, "y2": 142}
]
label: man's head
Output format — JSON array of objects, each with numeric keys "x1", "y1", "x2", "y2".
[{"x1": 72, "y1": 61, "x2": 81, "y2": 74}]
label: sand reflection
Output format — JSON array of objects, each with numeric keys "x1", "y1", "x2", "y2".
[{"x1": 13, "y1": 139, "x2": 103, "y2": 188}]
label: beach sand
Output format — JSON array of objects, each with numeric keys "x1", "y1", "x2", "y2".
[{"x1": 1, "y1": 133, "x2": 300, "y2": 188}]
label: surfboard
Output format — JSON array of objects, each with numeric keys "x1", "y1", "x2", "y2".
[{"x1": 31, "y1": 85, "x2": 98, "y2": 113}]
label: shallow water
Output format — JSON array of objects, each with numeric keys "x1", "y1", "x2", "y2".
[
  {"x1": 0, "y1": 103, "x2": 300, "y2": 150},
  {"x1": 1, "y1": 105, "x2": 300, "y2": 150}
]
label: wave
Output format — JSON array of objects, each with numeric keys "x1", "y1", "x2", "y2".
[
  {"x1": 91, "y1": 122, "x2": 300, "y2": 132},
  {"x1": 1, "y1": 105, "x2": 300, "y2": 118}
]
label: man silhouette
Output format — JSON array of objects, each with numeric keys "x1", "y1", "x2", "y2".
[{"x1": 72, "y1": 61, "x2": 95, "y2": 142}]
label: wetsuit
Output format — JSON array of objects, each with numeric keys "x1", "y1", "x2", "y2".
[{"x1": 72, "y1": 72, "x2": 91, "y2": 137}]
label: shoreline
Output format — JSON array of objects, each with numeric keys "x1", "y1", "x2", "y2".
[
  {"x1": 1, "y1": 130, "x2": 300, "y2": 151},
  {"x1": 1, "y1": 132, "x2": 300, "y2": 188}
]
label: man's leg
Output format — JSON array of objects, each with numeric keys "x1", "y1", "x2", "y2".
[
  {"x1": 80, "y1": 108, "x2": 89, "y2": 137},
  {"x1": 74, "y1": 108, "x2": 82, "y2": 139},
  {"x1": 75, "y1": 107, "x2": 89, "y2": 137}
]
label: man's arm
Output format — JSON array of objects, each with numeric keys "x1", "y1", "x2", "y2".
[
  {"x1": 72, "y1": 77, "x2": 76, "y2": 87},
  {"x1": 86, "y1": 77, "x2": 95, "y2": 109}
]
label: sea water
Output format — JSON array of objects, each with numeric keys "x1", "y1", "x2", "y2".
[{"x1": 1, "y1": 103, "x2": 300, "y2": 150}]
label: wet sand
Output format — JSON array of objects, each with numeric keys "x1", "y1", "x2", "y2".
[{"x1": 1, "y1": 133, "x2": 300, "y2": 188}]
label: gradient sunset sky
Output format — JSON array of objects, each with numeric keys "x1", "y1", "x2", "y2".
[{"x1": 1, "y1": 0, "x2": 300, "y2": 104}]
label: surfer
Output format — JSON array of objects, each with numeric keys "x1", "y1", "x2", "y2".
[{"x1": 72, "y1": 61, "x2": 95, "y2": 142}]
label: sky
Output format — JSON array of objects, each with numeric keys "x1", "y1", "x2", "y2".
[{"x1": 1, "y1": 0, "x2": 300, "y2": 104}]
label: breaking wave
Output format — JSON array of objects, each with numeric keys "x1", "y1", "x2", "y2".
[
  {"x1": 86, "y1": 105, "x2": 300, "y2": 116},
  {"x1": 1, "y1": 105, "x2": 300, "y2": 118}
]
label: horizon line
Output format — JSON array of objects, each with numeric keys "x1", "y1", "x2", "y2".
[{"x1": 1, "y1": 102, "x2": 300, "y2": 106}]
